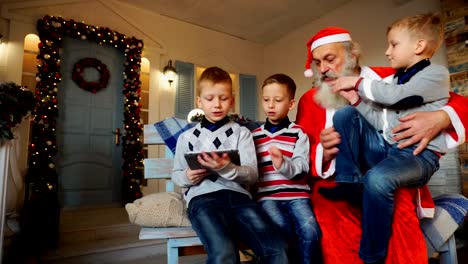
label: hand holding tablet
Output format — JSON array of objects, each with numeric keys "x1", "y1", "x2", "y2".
[{"x1": 184, "y1": 150, "x2": 240, "y2": 170}]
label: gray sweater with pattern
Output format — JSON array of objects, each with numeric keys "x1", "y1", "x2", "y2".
[
  {"x1": 171, "y1": 121, "x2": 258, "y2": 205},
  {"x1": 356, "y1": 63, "x2": 450, "y2": 153}
]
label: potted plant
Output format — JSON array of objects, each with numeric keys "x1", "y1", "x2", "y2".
[{"x1": 0, "y1": 82, "x2": 35, "y2": 146}]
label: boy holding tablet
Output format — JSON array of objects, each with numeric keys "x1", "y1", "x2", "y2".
[{"x1": 171, "y1": 66, "x2": 288, "y2": 264}]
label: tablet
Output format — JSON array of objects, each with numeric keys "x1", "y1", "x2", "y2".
[{"x1": 184, "y1": 150, "x2": 240, "y2": 170}]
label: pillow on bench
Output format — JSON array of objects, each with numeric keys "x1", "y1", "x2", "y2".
[{"x1": 126, "y1": 192, "x2": 191, "y2": 227}]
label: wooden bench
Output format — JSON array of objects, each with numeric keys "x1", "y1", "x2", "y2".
[
  {"x1": 424, "y1": 147, "x2": 466, "y2": 264},
  {"x1": 140, "y1": 160, "x2": 206, "y2": 263},
  {"x1": 436, "y1": 235, "x2": 457, "y2": 264},
  {"x1": 140, "y1": 125, "x2": 206, "y2": 264}
]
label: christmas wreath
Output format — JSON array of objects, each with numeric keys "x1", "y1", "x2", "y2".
[{"x1": 72, "y1": 57, "x2": 110, "y2": 93}]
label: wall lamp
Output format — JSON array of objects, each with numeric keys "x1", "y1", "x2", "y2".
[{"x1": 163, "y1": 60, "x2": 177, "y2": 86}]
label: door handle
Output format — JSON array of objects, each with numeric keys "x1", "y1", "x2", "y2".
[{"x1": 112, "y1": 128, "x2": 121, "y2": 146}]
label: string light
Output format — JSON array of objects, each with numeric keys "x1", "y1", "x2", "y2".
[{"x1": 29, "y1": 15, "x2": 145, "y2": 203}]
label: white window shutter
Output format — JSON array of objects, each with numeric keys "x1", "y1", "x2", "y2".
[
  {"x1": 175, "y1": 61, "x2": 194, "y2": 119},
  {"x1": 239, "y1": 74, "x2": 257, "y2": 120}
]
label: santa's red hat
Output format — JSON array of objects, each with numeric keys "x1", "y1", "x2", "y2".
[{"x1": 304, "y1": 27, "x2": 352, "y2": 77}]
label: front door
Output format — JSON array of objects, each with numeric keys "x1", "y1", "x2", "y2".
[{"x1": 57, "y1": 37, "x2": 125, "y2": 207}]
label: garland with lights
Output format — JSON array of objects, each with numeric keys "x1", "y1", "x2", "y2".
[
  {"x1": 72, "y1": 57, "x2": 110, "y2": 93},
  {"x1": 30, "y1": 15, "x2": 144, "y2": 207}
]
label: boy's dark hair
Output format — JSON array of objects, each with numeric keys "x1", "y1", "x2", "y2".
[
  {"x1": 262, "y1": 73, "x2": 296, "y2": 99},
  {"x1": 199, "y1": 66, "x2": 232, "y2": 86}
]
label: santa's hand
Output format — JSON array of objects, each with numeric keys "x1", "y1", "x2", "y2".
[
  {"x1": 268, "y1": 146, "x2": 284, "y2": 169},
  {"x1": 392, "y1": 110, "x2": 450, "y2": 155},
  {"x1": 320, "y1": 127, "x2": 341, "y2": 162}
]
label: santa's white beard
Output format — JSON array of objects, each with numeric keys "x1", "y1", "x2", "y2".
[
  {"x1": 315, "y1": 82, "x2": 348, "y2": 109},
  {"x1": 314, "y1": 54, "x2": 359, "y2": 109}
]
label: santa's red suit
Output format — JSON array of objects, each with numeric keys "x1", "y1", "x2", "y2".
[{"x1": 296, "y1": 66, "x2": 467, "y2": 264}]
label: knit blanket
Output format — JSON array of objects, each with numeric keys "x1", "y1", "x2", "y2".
[
  {"x1": 153, "y1": 117, "x2": 196, "y2": 154},
  {"x1": 154, "y1": 117, "x2": 263, "y2": 154},
  {"x1": 421, "y1": 193, "x2": 468, "y2": 256}
]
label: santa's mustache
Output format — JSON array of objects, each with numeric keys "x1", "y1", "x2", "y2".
[
  {"x1": 315, "y1": 72, "x2": 348, "y2": 109},
  {"x1": 320, "y1": 71, "x2": 338, "y2": 82}
]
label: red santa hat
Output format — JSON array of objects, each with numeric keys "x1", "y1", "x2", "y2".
[{"x1": 304, "y1": 27, "x2": 352, "y2": 77}]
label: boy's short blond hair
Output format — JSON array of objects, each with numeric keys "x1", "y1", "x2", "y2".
[
  {"x1": 198, "y1": 67, "x2": 232, "y2": 95},
  {"x1": 262, "y1": 73, "x2": 297, "y2": 100},
  {"x1": 387, "y1": 13, "x2": 444, "y2": 57}
]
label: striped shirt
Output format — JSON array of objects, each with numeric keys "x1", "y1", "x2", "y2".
[{"x1": 252, "y1": 118, "x2": 310, "y2": 201}]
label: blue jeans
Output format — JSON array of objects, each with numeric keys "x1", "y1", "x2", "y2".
[
  {"x1": 187, "y1": 190, "x2": 289, "y2": 264},
  {"x1": 259, "y1": 199, "x2": 321, "y2": 264},
  {"x1": 333, "y1": 106, "x2": 440, "y2": 262}
]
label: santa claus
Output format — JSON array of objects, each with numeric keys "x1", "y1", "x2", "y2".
[{"x1": 296, "y1": 27, "x2": 468, "y2": 264}]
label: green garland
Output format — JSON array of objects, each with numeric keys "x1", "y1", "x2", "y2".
[
  {"x1": 31, "y1": 15, "x2": 144, "y2": 204},
  {"x1": 0, "y1": 82, "x2": 35, "y2": 145}
]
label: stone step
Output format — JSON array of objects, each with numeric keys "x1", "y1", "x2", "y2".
[
  {"x1": 41, "y1": 235, "x2": 208, "y2": 264},
  {"x1": 59, "y1": 206, "x2": 138, "y2": 244},
  {"x1": 41, "y1": 237, "x2": 168, "y2": 264},
  {"x1": 39, "y1": 206, "x2": 209, "y2": 263},
  {"x1": 59, "y1": 222, "x2": 141, "y2": 245},
  {"x1": 60, "y1": 206, "x2": 130, "y2": 232}
]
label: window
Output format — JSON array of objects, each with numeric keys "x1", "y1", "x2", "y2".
[
  {"x1": 22, "y1": 34, "x2": 40, "y2": 92},
  {"x1": 175, "y1": 61, "x2": 257, "y2": 120},
  {"x1": 239, "y1": 74, "x2": 257, "y2": 120},
  {"x1": 175, "y1": 61, "x2": 194, "y2": 119}
]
